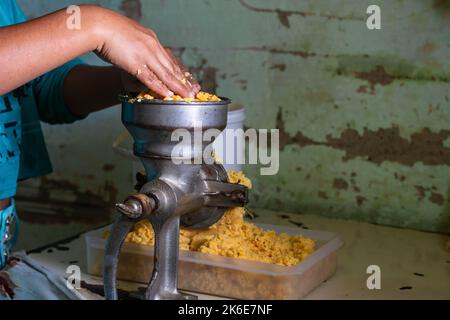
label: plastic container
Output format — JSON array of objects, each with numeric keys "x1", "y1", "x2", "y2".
[{"x1": 84, "y1": 224, "x2": 342, "y2": 300}]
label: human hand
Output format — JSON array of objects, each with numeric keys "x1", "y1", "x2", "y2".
[
  {"x1": 119, "y1": 49, "x2": 201, "y2": 94},
  {"x1": 87, "y1": 6, "x2": 199, "y2": 98}
]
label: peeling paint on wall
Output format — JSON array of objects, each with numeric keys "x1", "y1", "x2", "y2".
[
  {"x1": 277, "y1": 108, "x2": 450, "y2": 167},
  {"x1": 239, "y1": 0, "x2": 365, "y2": 24},
  {"x1": 333, "y1": 178, "x2": 349, "y2": 190},
  {"x1": 14, "y1": 0, "x2": 450, "y2": 234}
]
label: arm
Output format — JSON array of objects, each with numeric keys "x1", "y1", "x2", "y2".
[
  {"x1": 63, "y1": 50, "x2": 194, "y2": 116},
  {"x1": 0, "y1": 7, "x2": 94, "y2": 96},
  {"x1": 0, "y1": 5, "x2": 198, "y2": 99},
  {"x1": 63, "y1": 65, "x2": 125, "y2": 116}
]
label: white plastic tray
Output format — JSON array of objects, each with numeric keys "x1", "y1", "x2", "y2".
[{"x1": 85, "y1": 223, "x2": 342, "y2": 300}]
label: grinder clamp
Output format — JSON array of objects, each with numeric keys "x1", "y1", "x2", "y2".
[{"x1": 104, "y1": 97, "x2": 249, "y2": 300}]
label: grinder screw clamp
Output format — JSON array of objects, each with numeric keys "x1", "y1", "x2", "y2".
[{"x1": 116, "y1": 193, "x2": 157, "y2": 219}]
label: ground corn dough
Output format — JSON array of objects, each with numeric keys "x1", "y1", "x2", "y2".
[{"x1": 124, "y1": 171, "x2": 315, "y2": 267}]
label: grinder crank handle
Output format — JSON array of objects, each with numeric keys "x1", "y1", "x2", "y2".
[
  {"x1": 104, "y1": 216, "x2": 135, "y2": 300},
  {"x1": 203, "y1": 180, "x2": 249, "y2": 208}
]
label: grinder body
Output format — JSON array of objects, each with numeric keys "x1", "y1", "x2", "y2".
[{"x1": 103, "y1": 97, "x2": 249, "y2": 300}]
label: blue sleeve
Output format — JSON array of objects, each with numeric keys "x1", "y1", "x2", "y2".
[
  {"x1": 32, "y1": 59, "x2": 89, "y2": 124},
  {"x1": 10, "y1": 0, "x2": 27, "y2": 23}
]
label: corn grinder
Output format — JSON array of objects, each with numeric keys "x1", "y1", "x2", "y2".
[{"x1": 104, "y1": 96, "x2": 249, "y2": 300}]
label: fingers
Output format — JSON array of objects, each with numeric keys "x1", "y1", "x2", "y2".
[
  {"x1": 146, "y1": 55, "x2": 194, "y2": 98},
  {"x1": 135, "y1": 66, "x2": 173, "y2": 98},
  {"x1": 165, "y1": 48, "x2": 185, "y2": 72},
  {"x1": 157, "y1": 45, "x2": 185, "y2": 80},
  {"x1": 154, "y1": 47, "x2": 197, "y2": 98},
  {"x1": 141, "y1": 34, "x2": 194, "y2": 97},
  {"x1": 125, "y1": 28, "x2": 200, "y2": 98},
  {"x1": 165, "y1": 48, "x2": 201, "y2": 94}
]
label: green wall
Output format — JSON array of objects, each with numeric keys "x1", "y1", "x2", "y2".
[{"x1": 16, "y1": 0, "x2": 450, "y2": 234}]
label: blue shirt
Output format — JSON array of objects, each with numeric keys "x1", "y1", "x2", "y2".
[{"x1": 0, "y1": 0, "x2": 87, "y2": 199}]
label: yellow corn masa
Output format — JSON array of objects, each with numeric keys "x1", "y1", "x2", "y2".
[
  {"x1": 227, "y1": 170, "x2": 252, "y2": 189},
  {"x1": 134, "y1": 91, "x2": 221, "y2": 102},
  {"x1": 123, "y1": 171, "x2": 315, "y2": 267}
]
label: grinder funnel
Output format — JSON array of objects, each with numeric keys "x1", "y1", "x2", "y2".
[{"x1": 121, "y1": 96, "x2": 230, "y2": 160}]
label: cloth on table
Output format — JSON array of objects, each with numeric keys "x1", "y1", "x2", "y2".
[
  {"x1": 0, "y1": 200, "x2": 19, "y2": 269},
  {"x1": 0, "y1": 251, "x2": 83, "y2": 300}
]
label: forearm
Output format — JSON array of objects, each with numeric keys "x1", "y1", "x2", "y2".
[
  {"x1": 63, "y1": 65, "x2": 123, "y2": 116},
  {"x1": 0, "y1": 5, "x2": 101, "y2": 96},
  {"x1": 0, "y1": 4, "x2": 197, "y2": 100}
]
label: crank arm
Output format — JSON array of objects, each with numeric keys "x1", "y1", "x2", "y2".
[
  {"x1": 103, "y1": 216, "x2": 136, "y2": 300},
  {"x1": 203, "y1": 180, "x2": 249, "y2": 208}
]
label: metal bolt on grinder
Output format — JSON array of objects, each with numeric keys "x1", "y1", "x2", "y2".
[{"x1": 104, "y1": 96, "x2": 249, "y2": 300}]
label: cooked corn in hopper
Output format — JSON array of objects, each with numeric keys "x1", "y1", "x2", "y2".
[{"x1": 133, "y1": 91, "x2": 222, "y2": 102}]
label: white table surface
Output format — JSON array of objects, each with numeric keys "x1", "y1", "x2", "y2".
[{"x1": 27, "y1": 209, "x2": 450, "y2": 300}]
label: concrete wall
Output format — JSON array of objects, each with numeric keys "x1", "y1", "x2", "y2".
[{"x1": 14, "y1": 0, "x2": 450, "y2": 249}]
